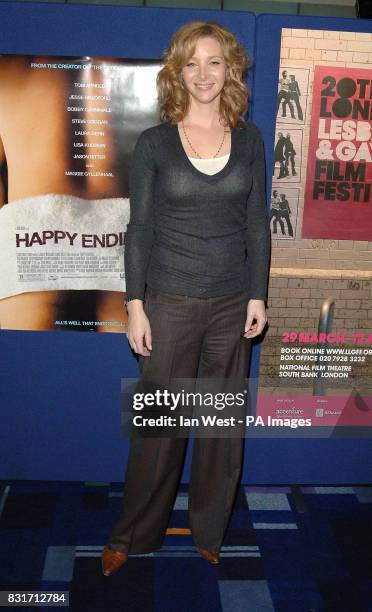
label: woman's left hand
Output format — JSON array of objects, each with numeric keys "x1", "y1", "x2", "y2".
[{"x1": 243, "y1": 299, "x2": 267, "y2": 339}]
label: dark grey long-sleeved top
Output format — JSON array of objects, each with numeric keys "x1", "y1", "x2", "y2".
[{"x1": 124, "y1": 120, "x2": 271, "y2": 302}]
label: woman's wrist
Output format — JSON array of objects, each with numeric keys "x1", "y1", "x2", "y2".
[{"x1": 125, "y1": 298, "x2": 144, "y2": 312}]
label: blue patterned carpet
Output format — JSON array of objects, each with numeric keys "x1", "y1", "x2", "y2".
[{"x1": 1, "y1": 481, "x2": 372, "y2": 611}]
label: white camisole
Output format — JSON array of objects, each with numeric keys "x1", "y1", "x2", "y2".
[{"x1": 187, "y1": 153, "x2": 230, "y2": 175}]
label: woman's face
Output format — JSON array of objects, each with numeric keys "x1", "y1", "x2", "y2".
[{"x1": 181, "y1": 36, "x2": 227, "y2": 107}]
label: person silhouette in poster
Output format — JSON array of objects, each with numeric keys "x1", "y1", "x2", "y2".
[
  {"x1": 284, "y1": 133, "x2": 297, "y2": 177},
  {"x1": 273, "y1": 132, "x2": 287, "y2": 179},
  {"x1": 279, "y1": 193, "x2": 293, "y2": 237},
  {"x1": 270, "y1": 190, "x2": 285, "y2": 235},
  {"x1": 287, "y1": 74, "x2": 303, "y2": 121},
  {"x1": 276, "y1": 70, "x2": 294, "y2": 118}
]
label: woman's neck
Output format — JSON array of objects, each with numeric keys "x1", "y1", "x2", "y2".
[{"x1": 182, "y1": 100, "x2": 223, "y2": 130}]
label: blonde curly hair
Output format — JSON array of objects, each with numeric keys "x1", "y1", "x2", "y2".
[{"x1": 156, "y1": 21, "x2": 251, "y2": 129}]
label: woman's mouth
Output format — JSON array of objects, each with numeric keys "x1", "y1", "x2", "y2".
[{"x1": 195, "y1": 83, "x2": 214, "y2": 90}]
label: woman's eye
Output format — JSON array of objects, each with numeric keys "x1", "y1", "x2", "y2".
[
  {"x1": 186, "y1": 62, "x2": 196, "y2": 67},
  {"x1": 211, "y1": 61, "x2": 220, "y2": 65}
]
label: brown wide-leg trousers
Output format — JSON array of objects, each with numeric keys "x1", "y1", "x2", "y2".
[{"x1": 107, "y1": 286, "x2": 252, "y2": 554}]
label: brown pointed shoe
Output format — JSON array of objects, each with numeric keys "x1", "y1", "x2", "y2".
[
  {"x1": 197, "y1": 547, "x2": 220, "y2": 565},
  {"x1": 101, "y1": 546, "x2": 128, "y2": 576}
]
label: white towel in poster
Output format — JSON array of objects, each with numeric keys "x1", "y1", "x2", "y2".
[{"x1": 0, "y1": 193, "x2": 130, "y2": 299}]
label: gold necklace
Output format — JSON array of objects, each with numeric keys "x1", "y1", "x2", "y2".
[{"x1": 181, "y1": 121, "x2": 229, "y2": 159}]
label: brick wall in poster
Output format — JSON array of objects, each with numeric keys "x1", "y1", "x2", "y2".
[{"x1": 263, "y1": 29, "x2": 372, "y2": 382}]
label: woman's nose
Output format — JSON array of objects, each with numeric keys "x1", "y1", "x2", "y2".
[{"x1": 198, "y1": 66, "x2": 207, "y2": 80}]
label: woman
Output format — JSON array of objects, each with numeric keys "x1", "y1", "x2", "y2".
[{"x1": 102, "y1": 20, "x2": 271, "y2": 574}]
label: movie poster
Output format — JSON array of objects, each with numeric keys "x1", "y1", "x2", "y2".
[
  {"x1": 302, "y1": 66, "x2": 372, "y2": 240},
  {"x1": 257, "y1": 29, "x2": 372, "y2": 434},
  {"x1": 0, "y1": 55, "x2": 161, "y2": 332}
]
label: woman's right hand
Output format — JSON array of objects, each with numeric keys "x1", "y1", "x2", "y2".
[{"x1": 126, "y1": 300, "x2": 152, "y2": 356}]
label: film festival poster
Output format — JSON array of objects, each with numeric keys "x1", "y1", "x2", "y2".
[
  {"x1": 257, "y1": 29, "x2": 372, "y2": 434},
  {"x1": 0, "y1": 55, "x2": 161, "y2": 333}
]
